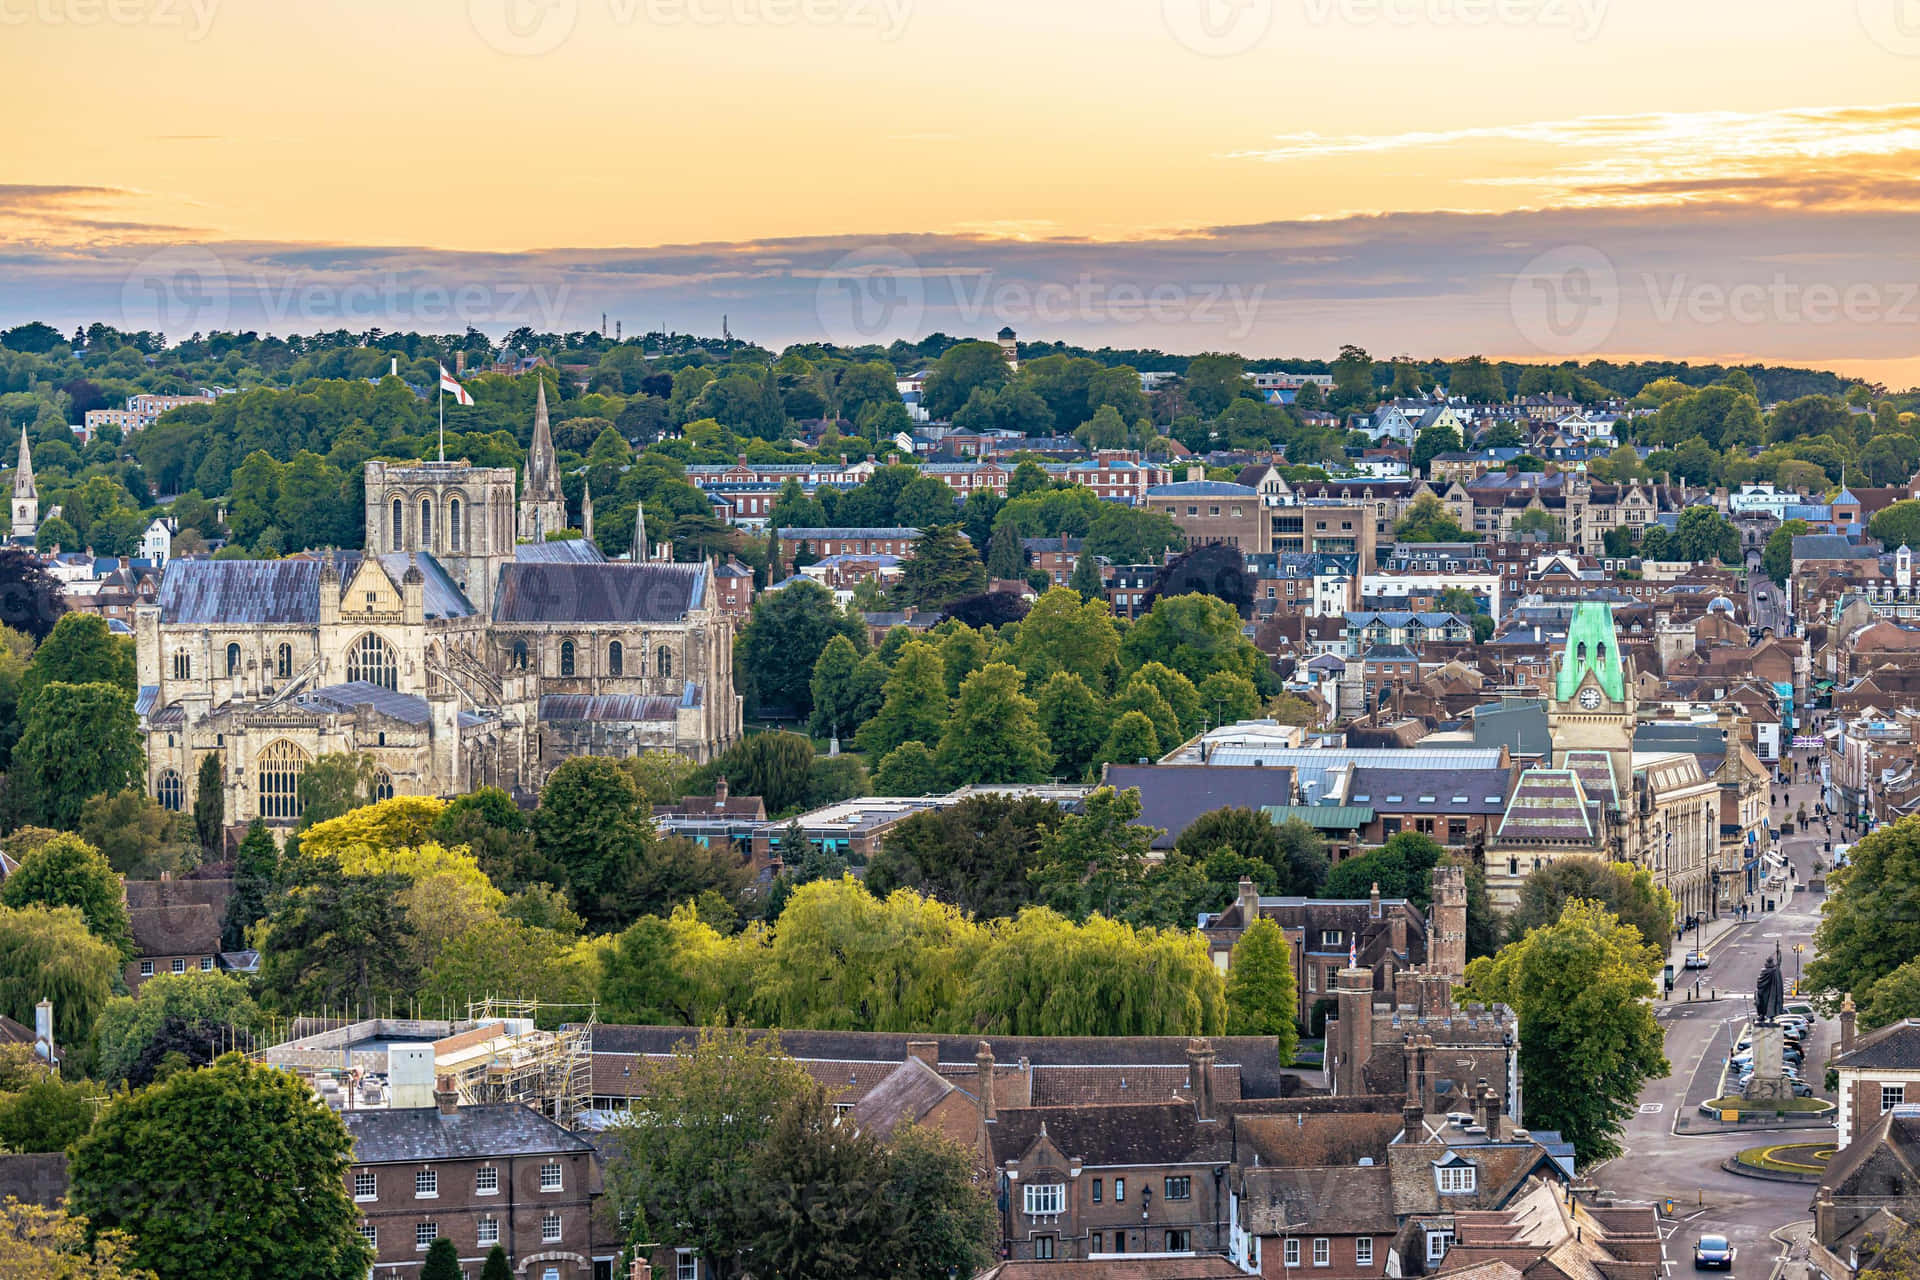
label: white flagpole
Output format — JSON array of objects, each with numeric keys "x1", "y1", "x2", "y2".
[{"x1": 438, "y1": 374, "x2": 445, "y2": 463}]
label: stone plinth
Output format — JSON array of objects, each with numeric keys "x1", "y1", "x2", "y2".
[{"x1": 1742, "y1": 1025, "x2": 1795, "y2": 1102}]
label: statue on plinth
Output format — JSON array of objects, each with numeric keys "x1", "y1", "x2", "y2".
[{"x1": 1756, "y1": 954, "x2": 1785, "y2": 1025}]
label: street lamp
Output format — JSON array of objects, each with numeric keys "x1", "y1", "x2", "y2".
[{"x1": 1793, "y1": 943, "x2": 1805, "y2": 996}]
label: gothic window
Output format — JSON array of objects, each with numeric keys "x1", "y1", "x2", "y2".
[
  {"x1": 347, "y1": 633, "x2": 397, "y2": 689},
  {"x1": 257, "y1": 739, "x2": 308, "y2": 820},
  {"x1": 560, "y1": 640, "x2": 575, "y2": 677},
  {"x1": 172, "y1": 651, "x2": 191, "y2": 680},
  {"x1": 657, "y1": 647, "x2": 672, "y2": 679},
  {"x1": 512, "y1": 640, "x2": 528, "y2": 670},
  {"x1": 277, "y1": 643, "x2": 293, "y2": 678},
  {"x1": 391, "y1": 498, "x2": 403, "y2": 551},
  {"x1": 156, "y1": 770, "x2": 184, "y2": 812},
  {"x1": 226, "y1": 643, "x2": 240, "y2": 676},
  {"x1": 421, "y1": 498, "x2": 433, "y2": 547},
  {"x1": 449, "y1": 498, "x2": 462, "y2": 550},
  {"x1": 608, "y1": 641, "x2": 623, "y2": 676},
  {"x1": 373, "y1": 769, "x2": 394, "y2": 802}
]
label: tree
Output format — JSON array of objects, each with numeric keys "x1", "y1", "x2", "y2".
[
  {"x1": 738, "y1": 579, "x2": 865, "y2": 718},
  {"x1": 1513, "y1": 508, "x2": 1560, "y2": 540},
  {"x1": 1067, "y1": 548, "x2": 1105, "y2": 600},
  {"x1": 921, "y1": 342, "x2": 1011, "y2": 420},
  {"x1": 854, "y1": 641, "x2": 947, "y2": 759},
  {"x1": 191, "y1": 753, "x2": 224, "y2": 855},
  {"x1": 1174, "y1": 807, "x2": 1326, "y2": 896},
  {"x1": 866, "y1": 793, "x2": 1058, "y2": 917},
  {"x1": 874, "y1": 742, "x2": 943, "y2": 796},
  {"x1": 895, "y1": 524, "x2": 985, "y2": 611},
  {"x1": 1197, "y1": 670, "x2": 1261, "y2": 727},
  {"x1": 1395, "y1": 493, "x2": 1467, "y2": 542},
  {"x1": 604, "y1": 1027, "x2": 815, "y2": 1280},
  {"x1": 935, "y1": 663, "x2": 1051, "y2": 785},
  {"x1": 704, "y1": 732, "x2": 820, "y2": 817},
  {"x1": 1503, "y1": 860, "x2": 1675, "y2": 955},
  {"x1": 1671, "y1": 506, "x2": 1740, "y2": 565},
  {"x1": 1449, "y1": 355, "x2": 1506, "y2": 402},
  {"x1": 479, "y1": 1247, "x2": 511, "y2": 1280},
  {"x1": 92, "y1": 970, "x2": 266, "y2": 1086},
  {"x1": 1272, "y1": 818, "x2": 1332, "y2": 895},
  {"x1": 0, "y1": 905, "x2": 120, "y2": 1046},
  {"x1": 966, "y1": 907, "x2": 1225, "y2": 1036},
  {"x1": 1143, "y1": 543, "x2": 1253, "y2": 618},
  {"x1": 420, "y1": 1239, "x2": 460, "y2": 1280},
  {"x1": 1036, "y1": 671, "x2": 1108, "y2": 782},
  {"x1": 1807, "y1": 819, "x2": 1920, "y2": 1011},
  {"x1": 808, "y1": 634, "x2": 875, "y2": 740},
  {"x1": 1010, "y1": 587, "x2": 1120, "y2": 689},
  {"x1": 1330, "y1": 344, "x2": 1374, "y2": 408},
  {"x1": 875, "y1": 1124, "x2": 1000, "y2": 1280},
  {"x1": 1412, "y1": 423, "x2": 1462, "y2": 476},
  {"x1": 1096, "y1": 708, "x2": 1161, "y2": 768},
  {"x1": 1862, "y1": 434, "x2": 1920, "y2": 486},
  {"x1": 295, "y1": 753, "x2": 376, "y2": 828},
  {"x1": 257, "y1": 861, "x2": 418, "y2": 1014},
  {"x1": 0, "y1": 1071, "x2": 96, "y2": 1152},
  {"x1": 224, "y1": 820, "x2": 279, "y2": 951},
  {"x1": 1120, "y1": 593, "x2": 1268, "y2": 690},
  {"x1": 0, "y1": 553, "x2": 60, "y2": 646},
  {"x1": 70, "y1": 1053, "x2": 372, "y2": 1280},
  {"x1": 985, "y1": 521, "x2": 1024, "y2": 580},
  {"x1": 1763, "y1": 518, "x2": 1812, "y2": 585},
  {"x1": 1225, "y1": 917, "x2": 1299, "y2": 1061},
  {"x1": 0, "y1": 833, "x2": 133, "y2": 957},
  {"x1": 1319, "y1": 832, "x2": 1446, "y2": 907},
  {"x1": 534, "y1": 757, "x2": 652, "y2": 929},
  {"x1": 1870, "y1": 501, "x2": 1920, "y2": 552},
  {"x1": 18, "y1": 613, "x2": 133, "y2": 713},
  {"x1": 0, "y1": 1200, "x2": 151, "y2": 1280},
  {"x1": 1465, "y1": 901, "x2": 1667, "y2": 1165},
  {"x1": 12, "y1": 682, "x2": 143, "y2": 829},
  {"x1": 1183, "y1": 353, "x2": 1246, "y2": 417}
]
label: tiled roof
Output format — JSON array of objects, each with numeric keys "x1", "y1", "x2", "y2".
[
  {"x1": 125, "y1": 877, "x2": 231, "y2": 912},
  {"x1": 512, "y1": 539, "x2": 607, "y2": 565},
  {"x1": 1495, "y1": 769, "x2": 1594, "y2": 844},
  {"x1": 1833, "y1": 1019, "x2": 1920, "y2": 1070},
  {"x1": 493, "y1": 562, "x2": 706, "y2": 623},
  {"x1": 342, "y1": 1102, "x2": 595, "y2": 1164},
  {"x1": 538, "y1": 694, "x2": 682, "y2": 723},
  {"x1": 1100, "y1": 764, "x2": 1299, "y2": 849},
  {"x1": 1027, "y1": 1062, "x2": 1241, "y2": 1107},
  {"x1": 849, "y1": 1059, "x2": 961, "y2": 1140},
  {"x1": 295, "y1": 681, "x2": 434, "y2": 725},
  {"x1": 1561, "y1": 751, "x2": 1619, "y2": 811},
  {"x1": 988, "y1": 1100, "x2": 1228, "y2": 1168},
  {"x1": 1241, "y1": 1164, "x2": 1396, "y2": 1235},
  {"x1": 128, "y1": 902, "x2": 219, "y2": 957},
  {"x1": 158, "y1": 559, "x2": 322, "y2": 625}
]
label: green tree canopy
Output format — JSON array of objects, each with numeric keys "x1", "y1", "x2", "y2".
[
  {"x1": 854, "y1": 640, "x2": 948, "y2": 760},
  {"x1": 1225, "y1": 916, "x2": 1299, "y2": 1063},
  {"x1": 1807, "y1": 817, "x2": 1920, "y2": 1012},
  {"x1": 13, "y1": 681, "x2": 144, "y2": 829},
  {"x1": 738, "y1": 579, "x2": 865, "y2": 718},
  {"x1": 92, "y1": 970, "x2": 267, "y2": 1086},
  {"x1": 895, "y1": 524, "x2": 986, "y2": 611},
  {"x1": 935, "y1": 663, "x2": 1050, "y2": 785},
  {"x1": 0, "y1": 904, "x2": 121, "y2": 1046},
  {"x1": 1504, "y1": 859, "x2": 1676, "y2": 955},
  {"x1": 0, "y1": 833, "x2": 132, "y2": 958}
]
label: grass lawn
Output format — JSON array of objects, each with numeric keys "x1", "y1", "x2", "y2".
[
  {"x1": 1707, "y1": 1095, "x2": 1834, "y2": 1114},
  {"x1": 1735, "y1": 1142, "x2": 1836, "y2": 1174}
]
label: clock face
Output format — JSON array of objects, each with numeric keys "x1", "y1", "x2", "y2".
[{"x1": 1578, "y1": 687, "x2": 1604, "y2": 710}]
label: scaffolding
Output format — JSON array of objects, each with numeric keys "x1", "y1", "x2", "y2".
[{"x1": 459, "y1": 998, "x2": 596, "y2": 1129}]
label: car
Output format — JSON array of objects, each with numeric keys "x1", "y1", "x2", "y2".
[
  {"x1": 1685, "y1": 950, "x2": 1711, "y2": 969},
  {"x1": 1695, "y1": 1236, "x2": 1736, "y2": 1270},
  {"x1": 1792, "y1": 1081, "x2": 1816, "y2": 1098},
  {"x1": 1756, "y1": 590, "x2": 1770, "y2": 602}
]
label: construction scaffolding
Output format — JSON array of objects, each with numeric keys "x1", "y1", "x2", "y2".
[{"x1": 459, "y1": 998, "x2": 596, "y2": 1128}]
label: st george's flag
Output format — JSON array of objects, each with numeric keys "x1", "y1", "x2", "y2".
[{"x1": 438, "y1": 365, "x2": 474, "y2": 406}]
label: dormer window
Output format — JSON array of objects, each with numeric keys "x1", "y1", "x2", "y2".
[{"x1": 1435, "y1": 1159, "x2": 1477, "y2": 1194}]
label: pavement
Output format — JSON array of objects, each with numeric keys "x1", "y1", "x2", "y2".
[{"x1": 1587, "y1": 753, "x2": 1834, "y2": 1280}]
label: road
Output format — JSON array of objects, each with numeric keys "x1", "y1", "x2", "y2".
[
  {"x1": 1748, "y1": 574, "x2": 1788, "y2": 636},
  {"x1": 1588, "y1": 753, "x2": 1832, "y2": 1280}
]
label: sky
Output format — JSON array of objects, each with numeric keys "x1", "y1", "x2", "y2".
[{"x1": 4, "y1": 0, "x2": 1920, "y2": 385}]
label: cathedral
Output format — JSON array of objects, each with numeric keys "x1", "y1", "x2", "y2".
[{"x1": 134, "y1": 384, "x2": 742, "y2": 830}]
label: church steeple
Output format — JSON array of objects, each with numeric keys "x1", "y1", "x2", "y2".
[
  {"x1": 516, "y1": 378, "x2": 569, "y2": 543},
  {"x1": 11, "y1": 427, "x2": 38, "y2": 542},
  {"x1": 632, "y1": 500, "x2": 646, "y2": 562}
]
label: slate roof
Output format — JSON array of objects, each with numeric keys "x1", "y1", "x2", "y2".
[
  {"x1": 513, "y1": 538, "x2": 608, "y2": 564},
  {"x1": 1793, "y1": 534, "x2": 1876, "y2": 561},
  {"x1": 295, "y1": 682, "x2": 435, "y2": 725},
  {"x1": 128, "y1": 902, "x2": 220, "y2": 957},
  {"x1": 372, "y1": 552, "x2": 474, "y2": 618},
  {"x1": 1100, "y1": 764, "x2": 1299, "y2": 849},
  {"x1": 1472, "y1": 700, "x2": 1551, "y2": 759},
  {"x1": 988, "y1": 1100, "x2": 1228, "y2": 1168},
  {"x1": 158, "y1": 558, "x2": 323, "y2": 624},
  {"x1": 1146, "y1": 480, "x2": 1258, "y2": 497},
  {"x1": 777, "y1": 527, "x2": 923, "y2": 539},
  {"x1": 342, "y1": 1102, "x2": 596, "y2": 1164},
  {"x1": 849, "y1": 1058, "x2": 963, "y2": 1140},
  {"x1": 1833, "y1": 1019, "x2": 1920, "y2": 1070},
  {"x1": 493, "y1": 562, "x2": 706, "y2": 623},
  {"x1": 1561, "y1": 751, "x2": 1619, "y2": 811},
  {"x1": 538, "y1": 694, "x2": 682, "y2": 723},
  {"x1": 1241, "y1": 1164, "x2": 1396, "y2": 1235},
  {"x1": 1347, "y1": 768, "x2": 1512, "y2": 814},
  {"x1": 1495, "y1": 769, "x2": 1595, "y2": 844}
]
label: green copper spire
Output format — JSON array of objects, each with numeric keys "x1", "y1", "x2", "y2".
[{"x1": 1554, "y1": 601, "x2": 1625, "y2": 703}]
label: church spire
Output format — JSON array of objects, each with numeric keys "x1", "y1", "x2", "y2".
[
  {"x1": 13, "y1": 427, "x2": 34, "y2": 501},
  {"x1": 527, "y1": 379, "x2": 558, "y2": 500},
  {"x1": 632, "y1": 500, "x2": 646, "y2": 562}
]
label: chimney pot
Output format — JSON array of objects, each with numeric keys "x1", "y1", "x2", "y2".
[{"x1": 434, "y1": 1074, "x2": 459, "y2": 1115}]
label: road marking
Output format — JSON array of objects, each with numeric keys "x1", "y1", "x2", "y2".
[{"x1": 1640, "y1": 1103, "x2": 1665, "y2": 1113}]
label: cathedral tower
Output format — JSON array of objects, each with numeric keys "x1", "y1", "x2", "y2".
[
  {"x1": 1547, "y1": 601, "x2": 1636, "y2": 798},
  {"x1": 517, "y1": 380, "x2": 569, "y2": 543},
  {"x1": 12, "y1": 427, "x2": 38, "y2": 542}
]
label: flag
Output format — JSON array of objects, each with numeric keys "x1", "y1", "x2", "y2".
[
  {"x1": 1349, "y1": 937, "x2": 1358, "y2": 969},
  {"x1": 438, "y1": 365, "x2": 474, "y2": 406}
]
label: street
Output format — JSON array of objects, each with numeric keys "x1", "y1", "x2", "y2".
[
  {"x1": 1748, "y1": 575, "x2": 1788, "y2": 637},
  {"x1": 1588, "y1": 750, "x2": 1834, "y2": 1280}
]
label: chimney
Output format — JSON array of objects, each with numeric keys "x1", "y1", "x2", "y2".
[
  {"x1": 434, "y1": 1074, "x2": 459, "y2": 1116},
  {"x1": 1186, "y1": 1038, "x2": 1217, "y2": 1121},
  {"x1": 907, "y1": 1039, "x2": 938, "y2": 1071},
  {"x1": 1841, "y1": 992, "x2": 1858, "y2": 1055},
  {"x1": 33, "y1": 999, "x2": 52, "y2": 1062},
  {"x1": 975, "y1": 1042, "x2": 996, "y2": 1120},
  {"x1": 1813, "y1": 1186, "x2": 1837, "y2": 1245},
  {"x1": 1235, "y1": 877, "x2": 1260, "y2": 928},
  {"x1": 1187, "y1": 465, "x2": 1205, "y2": 482},
  {"x1": 1473, "y1": 1077, "x2": 1492, "y2": 1132},
  {"x1": 715, "y1": 775, "x2": 729, "y2": 806},
  {"x1": 1402, "y1": 1095, "x2": 1426, "y2": 1143},
  {"x1": 1370, "y1": 881, "x2": 1382, "y2": 918}
]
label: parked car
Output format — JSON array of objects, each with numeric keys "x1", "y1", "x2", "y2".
[
  {"x1": 1792, "y1": 1081, "x2": 1816, "y2": 1098},
  {"x1": 1695, "y1": 1236, "x2": 1736, "y2": 1270}
]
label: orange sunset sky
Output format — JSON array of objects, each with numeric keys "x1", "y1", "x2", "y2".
[{"x1": 5, "y1": 0, "x2": 1920, "y2": 384}]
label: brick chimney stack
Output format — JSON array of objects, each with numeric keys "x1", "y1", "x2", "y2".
[
  {"x1": 975, "y1": 1042, "x2": 996, "y2": 1120},
  {"x1": 434, "y1": 1074, "x2": 459, "y2": 1116},
  {"x1": 1841, "y1": 993, "x2": 1857, "y2": 1055},
  {"x1": 1186, "y1": 1038, "x2": 1217, "y2": 1121}
]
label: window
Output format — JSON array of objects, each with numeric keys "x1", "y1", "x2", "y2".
[
  {"x1": 171, "y1": 958, "x2": 186, "y2": 974},
  {"x1": 172, "y1": 651, "x2": 191, "y2": 680},
  {"x1": 348, "y1": 633, "x2": 397, "y2": 690},
  {"x1": 609, "y1": 641, "x2": 623, "y2": 676},
  {"x1": 157, "y1": 770, "x2": 184, "y2": 812},
  {"x1": 1114, "y1": 1178, "x2": 1125, "y2": 1203},
  {"x1": 1437, "y1": 1163, "x2": 1477, "y2": 1194},
  {"x1": 392, "y1": 499, "x2": 404, "y2": 550},
  {"x1": 560, "y1": 640, "x2": 575, "y2": 676},
  {"x1": 139, "y1": 960, "x2": 153, "y2": 977},
  {"x1": 1090, "y1": 1232, "x2": 1103, "y2": 1253},
  {"x1": 676, "y1": 1252, "x2": 698, "y2": 1280},
  {"x1": 1033, "y1": 1236, "x2": 1055, "y2": 1260},
  {"x1": 415, "y1": 1222, "x2": 437, "y2": 1250},
  {"x1": 1164, "y1": 1176, "x2": 1190, "y2": 1200},
  {"x1": 1285, "y1": 1238, "x2": 1302, "y2": 1267},
  {"x1": 657, "y1": 647, "x2": 672, "y2": 679},
  {"x1": 257, "y1": 739, "x2": 308, "y2": 820},
  {"x1": 1167, "y1": 1229, "x2": 1192, "y2": 1252},
  {"x1": 1357, "y1": 1238, "x2": 1375, "y2": 1267},
  {"x1": 354, "y1": 1171, "x2": 377, "y2": 1201},
  {"x1": 200, "y1": 956, "x2": 214, "y2": 971},
  {"x1": 415, "y1": 1169, "x2": 437, "y2": 1198},
  {"x1": 1319, "y1": 930, "x2": 1344, "y2": 949},
  {"x1": 1427, "y1": 1230, "x2": 1454, "y2": 1264},
  {"x1": 1023, "y1": 1183, "x2": 1064, "y2": 1216},
  {"x1": 512, "y1": 639, "x2": 528, "y2": 670},
  {"x1": 370, "y1": 769, "x2": 394, "y2": 803},
  {"x1": 358, "y1": 1225, "x2": 376, "y2": 1249},
  {"x1": 420, "y1": 499, "x2": 433, "y2": 547},
  {"x1": 476, "y1": 1166, "x2": 498, "y2": 1195},
  {"x1": 477, "y1": 1217, "x2": 499, "y2": 1246},
  {"x1": 226, "y1": 643, "x2": 240, "y2": 676},
  {"x1": 540, "y1": 1161, "x2": 563, "y2": 1191},
  {"x1": 449, "y1": 498, "x2": 462, "y2": 550},
  {"x1": 1885, "y1": 1084, "x2": 1907, "y2": 1113},
  {"x1": 1091, "y1": 1177, "x2": 1102, "y2": 1203},
  {"x1": 277, "y1": 643, "x2": 293, "y2": 678},
  {"x1": 1314, "y1": 1238, "x2": 1331, "y2": 1266},
  {"x1": 542, "y1": 1211, "x2": 562, "y2": 1243}
]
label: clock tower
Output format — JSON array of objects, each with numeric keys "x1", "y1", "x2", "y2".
[{"x1": 1547, "y1": 601, "x2": 1636, "y2": 799}]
